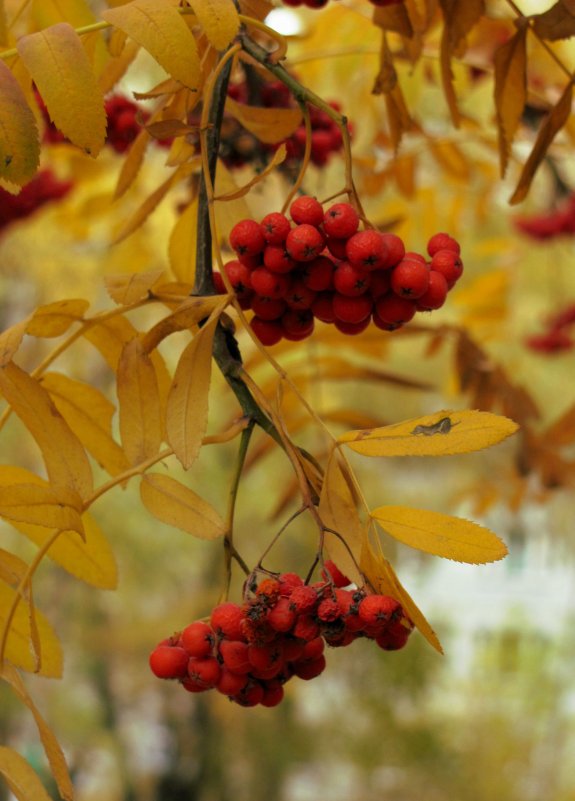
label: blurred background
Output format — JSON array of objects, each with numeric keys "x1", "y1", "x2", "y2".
[{"x1": 2, "y1": 1, "x2": 575, "y2": 799}]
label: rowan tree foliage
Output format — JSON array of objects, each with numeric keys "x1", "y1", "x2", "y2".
[{"x1": 1, "y1": 0, "x2": 575, "y2": 797}]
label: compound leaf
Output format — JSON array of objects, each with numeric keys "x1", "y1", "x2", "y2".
[
  {"x1": 141, "y1": 473, "x2": 226, "y2": 539},
  {"x1": 0, "y1": 61, "x2": 40, "y2": 186}
]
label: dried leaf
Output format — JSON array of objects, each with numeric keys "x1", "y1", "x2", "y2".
[
  {"x1": 494, "y1": 26, "x2": 527, "y2": 177},
  {"x1": 226, "y1": 96, "x2": 302, "y2": 144},
  {"x1": 0, "y1": 61, "x2": 40, "y2": 186},
  {"x1": 371, "y1": 506, "x2": 508, "y2": 563},
  {"x1": 113, "y1": 127, "x2": 150, "y2": 199},
  {"x1": 117, "y1": 337, "x2": 163, "y2": 466},
  {"x1": 382, "y1": 84, "x2": 412, "y2": 150},
  {"x1": 318, "y1": 448, "x2": 365, "y2": 587},
  {"x1": 168, "y1": 197, "x2": 198, "y2": 283},
  {"x1": 17, "y1": 23, "x2": 106, "y2": 156},
  {"x1": 0, "y1": 663, "x2": 74, "y2": 801},
  {"x1": 102, "y1": 0, "x2": 201, "y2": 91},
  {"x1": 238, "y1": 0, "x2": 273, "y2": 19},
  {"x1": 186, "y1": 0, "x2": 240, "y2": 50},
  {"x1": 0, "y1": 582, "x2": 62, "y2": 676},
  {"x1": 26, "y1": 299, "x2": 89, "y2": 338},
  {"x1": 545, "y1": 401, "x2": 575, "y2": 446},
  {"x1": 0, "y1": 362, "x2": 94, "y2": 500},
  {"x1": 338, "y1": 409, "x2": 519, "y2": 457},
  {"x1": 40, "y1": 372, "x2": 130, "y2": 478},
  {"x1": 372, "y1": 3, "x2": 413, "y2": 36},
  {"x1": 0, "y1": 747, "x2": 54, "y2": 801},
  {"x1": 360, "y1": 535, "x2": 443, "y2": 653},
  {"x1": 510, "y1": 82, "x2": 573, "y2": 205},
  {"x1": 140, "y1": 473, "x2": 226, "y2": 539},
  {"x1": 439, "y1": 0, "x2": 485, "y2": 126},
  {"x1": 105, "y1": 269, "x2": 165, "y2": 305},
  {"x1": 167, "y1": 315, "x2": 219, "y2": 469},
  {"x1": 532, "y1": 1, "x2": 575, "y2": 41}
]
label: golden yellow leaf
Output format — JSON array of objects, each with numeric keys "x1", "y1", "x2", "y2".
[
  {"x1": 31, "y1": 0, "x2": 97, "y2": 29},
  {"x1": 428, "y1": 139, "x2": 469, "y2": 180},
  {"x1": 226, "y1": 96, "x2": 303, "y2": 144},
  {"x1": 360, "y1": 534, "x2": 443, "y2": 653},
  {"x1": 0, "y1": 549, "x2": 27, "y2": 587},
  {"x1": 371, "y1": 506, "x2": 508, "y2": 564},
  {"x1": 26, "y1": 299, "x2": 89, "y2": 338},
  {"x1": 1, "y1": 664, "x2": 74, "y2": 801},
  {"x1": 0, "y1": 747, "x2": 54, "y2": 801},
  {"x1": 113, "y1": 127, "x2": 150, "y2": 199},
  {"x1": 141, "y1": 296, "x2": 227, "y2": 352},
  {"x1": 338, "y1": 409, "x2": 519, "y2": 457},
  {"x1": 494, "y1": 25, "x2": 527, "y2": 178},
  {"x1": 0, "y1": 583, "x2": 63, "y2": 676},
  {"x1": 17, "y1": 23, "x2": 106, "y2": 157},
  {"x1": 532, "y1": 1, "x2": 575, "y2": 40},
  {"x1": 167, "y1": 315, "x2": 219, "y2": 470},
  {"x1": 0, "y1": 484, "x2": 84, "y2": 535},
  {"x1": 0, "y1": 316, "x2": 32, "y2": 367},
  {"x1": 98, "y1": 38, "x2": 140, "y2": 94},
  {"x1": 215, "y1": 144, "x2": 287, "y2": 200},
  {"x1": 102, "y1": 0, "x2": 201, "y2": 91},
  {"x1": 0, "y1": 362, "x2": 94, "y2": 500},
  {"x1": 238, "y1": 0, "x2": 273, "y2": 19},
  {"x1": 382, "y1": 84, "x2": 412, "y2": 151},
  {"x1": 0, "y1": 61, "x2": 40, "y2": 186},
  {"x1": 168, "y1": 197, "x2": 198, "y2": 283},
  {"x1": 84, "y1": 314, "x2": 138, "y2": 371},
  {"x1": 318, "y1": 448, "x2": 365, "y2": 587},
  {"x1": 510, "y1": 82, "x2": 573, "y2": 205},
  {"x1": 40, "y1": 372, "x2": 130, "y2": 478},
  {"x1": 0, "y1": 3, "x2": 7, "y2": 47},
  {"x1": 140, "y1": 473, "x2": 226, "y2": 539},
  {"x1": 105, "y1": 269, "x2": 165, "y2": 305},
  {"x1": 117, "y1": 337, "x2": 163, "y2": 466},
  {"x1": 186, "y1": 0, "x2": 239, "y2": 50}
]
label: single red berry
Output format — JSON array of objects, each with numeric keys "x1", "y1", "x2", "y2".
[
  {"x1": 260, "y1": 684, "x2": 285, "y2": 707},
  {"x1": 216, "y1": 668, "x2": 249, "y2": 696},
  {"x1": 255, "y1": 577, "x2": 282, "y2": 604},
  {"x1": 323, "y1": 203, "x2": 360, "y2": 239},
  {"x1": 290, "y1": 195, "x2": 324, "y2": 227},
  {"x1": 286, "y1": 224, "x2": 326, "y2": 262},
  {"x1": 391, "y1": 259, "x2": 430, "y2": 299},
  {"x1": 292, "y1": 655, "x2": 326, "y2": 680},
  {"x1": 248, "y1": 641, "x2": 285, "y2": 672},
  {"x1": 375, "y1": 622, "x2": 411, "y2": 651},
  {"x1": 284, "y1": 280, "x2": 317, "y2": 310},
  {"x1": 212, "y1": 272, "x2": 227, "y2": 294},
  {"x1": 316, "y1": 597, "x2": 341, "y2": 622},
  {"x1": 310, "y1": 129, "x2": 333, "y2": 165},
  {"x1": 403, "y1": 251, "x2": 427, "y2": 265},
  {"x1": 427, "y1": 232, "x2": 461, "y2": 257},
  {"x1": 333, "y1": 262, "x2": 371, "y2": 297},
  {"x1": 301, "y1": 636, "x2": 325, "y2": 661},
  {"x1": 234, "y1": 681, "x2": 265, "y2": 707},
  {"x1": 301, "y1": 256, "x2": 335, "y2": 291},
  {"x1": 334, "y1": 317, "x2": 370, "y2": 335},
  {"x1": 369, "y1": 270, "x2": 391, "y2": 299},
  {"x1": 210, "y1": 602, "x2": 245, "y2": 641},
  {"x1": 282, "y1": 309, "x2": 314, "y2": 340},
  {"x1": 219, "y1": 640, "x2": 252, "y2": 674},
  {"x1": 312, "y1": 292, "x2": 337, "y2": 323},
  {"x1": 187, "y1": 656, "x2": 221, "y2": 689},
  {"x1": 375, "y1": 294, "x2": 416, "y2": 325},
  {"x1": 223, "y1": 260, "x2": 252, "y2": 293},
  {"x1": 380, "y1": 233, "x2": 406, "y2": 268},
  {"x1": 332, "y1": 293, "x2": 373, "y2": 324},
  {"x1": 260, "y1": 212, "x2": 291, "y2": 245},
  {"x1": 250, "y1": 295, "x2": 287, "y2": 321},
  {"x1": 292, "y1": 614, "x2": 321, "y2": 642},
  {"x1": 263, "y1": 245, "x2": 296, "y2": 274},
  {"x1": 230, "y1": 219, "x2": 265, "y2": 256},
  {"x1": 358, "y1": 594, "x2": 400, "y2": 627},
  {"x1": 289, "y1": 585, "x2": 319, "y2": 614},
  {"x1": 278, "y1": 573, "x2": 304, "y2": 596},
  {"x1": 325, "y1": 236, "x2": 349, "y2": 260},
  {"x1": 267, "y1": 597, "x2": 297, "y2": 632},
  {"x1": 180, "y1": 621, "x2": 215, "y2": 658},
  {"x1": 250, "y1": 267, "x2": 291, "y2": 299},
  {"x1": 346, "y1": 230, "x2": 389, "y2": 271},
  {"x1": 430, "y1": 249, "x2": 463, "y2": 288},
  {"x1": 149, "y1": 645, "x2": 189, "y2": 679},
  {"x1": 416, "y1": 270, "x2": 449, "y2": 310},
  {"x1": 250, "y1": 316, "x2": 283, "y2": 346},
  {"x1": 323, "y1": 629, "x2": 357, "y2": 647}
]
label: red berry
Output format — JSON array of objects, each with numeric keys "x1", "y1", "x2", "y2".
[
  {"x1": 290, "y1": 195, "x2": 324, "y2": 227},
  {"x1": 187, "y1": 656, "x2": 221, "y2": 688},
  {"x1": 250, "y1": 295, "x2": 287, "y2": 321},
  {"x1": 301, "y1": 636, "x2": 325, "y2": 661},
  {"x1": 346, "y1": 230, "x2": 389, "y2": 271},
  {"x1": 292, "y1": 655, "x2": 326, "y2": 680},
  {"x1": 267, "y1": 597, "x2": 297, "y2": 632},
  {"x1": 333, "y1": 262, "x2": 371, "y2": 297},
  {"x1": 325, "y1": 236, "x2": 349, "y2": 260},
  {"x1": 289, "y1": 586, "x2": 319, "y2": 614},
  {"x1": 390, "y1": 259, "x2": 430, "y2": 299},
  {"x1": 217, "y1": 668, "x2": 249, "y2": 696},
  {"x1": 180, "y1": 621, "x2": 215, "y2": 658},
  {"x1": 282, "y1": 309, "x2": 314, "y2": 340},
  {"x1": 260, "y1": 212, "x2": 291, "y2": 245},
  {"x1": 334, "y1": 317, "x2": 370, "y2": 335},
  {"x1": 310, "y1": 130, "x2": 333, "y2": 165},
  {"x1": 149, "y1": 645, "x2": 189, "y2": 679},
  {"x1": 333, "y1": 293, "x2": 373, "y2": 324},
  {"x1": 430, "y1": 249, "x2": 463, "y2": 288},
  {"x1": 312, "y1": 292, "x2": 336, "y2": 323},
  {"x1": 369, "y1": 270, "x2": 392, "y2": 299},
  {"x1": 416, "y1": 270, "x2": 449, "y2": 310},
  {"x1": 323, "y1": 203, "x2": 359, "y2": 239},
  {"x1": 223, "y1": 260, "x2": 252, "y2": 293},
  {"x1": 250, "y1": 316, "x2": 283, "y2": 346},
  {"x1": 248, "y1": 641, "x2": 285, "y2": 672},
  {"x1": 380, "y1": 233, "x2": 406, "y2": 268},
  {"x1": 230, "y1": 219, "x2": 265, "y2": 256},
  {"x1": 286, "y1": 224, "x2": 326, "y2": 262},
  {"x1": 261, "y1": 684, "x2": 284, "y2": 707},
  {"x1": 375, "y1": 294, "x2": 417, "y2": 326},
  {"x1": 427, "y1": 232, "x2": 461, "y2": 257},
  {"x1": 293, "y1": 614, "x2": 321, "y2": 641},
  {"x1": 210, "y1": 602, "x2": 245, "y2": 641},
  {"x1": 235, "y1": 681, "x2": 265, "y2": 707},
  {"x1": 301, "y1": 256, "x2": 335, "y2": 291},
  {"x1": 263, "y1": 245, "x2": 296, "y2": 274},
  {"x1": 219, "y1": 640, "x2": 252, "y2": 674},
  {"x1": 358, "y1": 594, "x2": 400, "y2": 627},
  {"x1": 316, "y1": 597, "x2": 341, "y2": 622},
  {"x1": 250, "y1": 267, "x2": 291, "y2": 299},
  {"x1": 278, "y1": 573, "x2": 304, "y2": 596}
]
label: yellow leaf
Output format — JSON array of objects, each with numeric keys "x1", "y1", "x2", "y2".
[
  {"x1": 318, "y1": 448, "x2": 365, "y2": 587},
  {"x1": 167, "y1": 315, "x2": 218, "y2": 470},
  {"x1": 102, "y1": 0, "x2": 201, "y2": 91},
  {"x1": 0, "y1": 316, "x2": 32, "y2": 368},
  {"x1": 117, "y1": 337, "x2": 163, "y2": 466},
  {"x1": 371, "y1": 506, "x2": 508, "y2": 564},
  {"x1": 427, "y1": 139, "x2": 469, "y2": 180},
  {"x1": 84, "y1": 314, "x2": 138, "y2": 371},
  {"x1": 168, "y1": 197, "x2": 198, "y2": 283},
  {"x1": 0, "y1": 583, "x2": 62, "y2": 676},
  {"x1": 186, "y1": 0, "x2": 239, "y2": 50},
  {"x1": 0, "y1": 484, "x2": 84, "y2": 534},
  {"x1": 31, "y1": 0, "x2": 98, "y2": 30},
  {"x1": 113, "y1": 127, "x2": 150, "y2": 199},
  {"x1": 40, "y1": 372, "x2": 130, "y2": 478},
  {"x1": 360, "y1": 535, "x2": 443, "y2": 653},
  {"x1": 214, "y1": 143, "x2": 287, "y2": 200},
  {"x1": 26, "y1": 298, "x2": 89, "y2": 338},
  {"x1": 140, "y1": 473, "x2": 226, "y2": 539},
  {"x1": 105, "y1": 269, "x2": 165, "y2": 305},
  {"x1": 0, "y1": 61, "x2": 40, "y2": 186},
  {"x1": 0, "y1": 362, "x2": 94, "y2": 500},
  {"x1": 0, "y1": 3, "x2": 7, "y2": 47},
  {"x1": 494, "y1": 25, "x2": 527, "y2": 178},
  {"x1": 0, "y1": 663, "x2": 74, "y2": 801},
  {"x1": 510, "y1": 82, "x2": 573, "y2": 205},
  {"x1": 238, "y1": 0, "x2": 273, "y2": 19},
  {"x1": 0, "y1": 747, "x2": 54, "y2": 801},
  {"x1": 141, "y1": 296, "x2": 227, "y2": 352},
  {"x1": 338, "y1": 409, "x2": 519, "y2": 457},
  {"x1": 0, "y1": 549, "x2": 27, "y2": 587},
  {"x1": 226, "y1": 96, "x2": 303, "y2": 144},
  {"x1": 17, "y1": 23, "x2": 106, "y2": 156},
  {"x1": 98, "y1": 38, "x2": 140, "y2": 95}
]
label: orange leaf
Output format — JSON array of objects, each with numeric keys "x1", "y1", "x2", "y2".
[
  {"x1": 17, "y1": 23, "x2": 106, "y2": 156},
  {"x1": 510, "y1": 82, "x2": 573, "y2": 205},
  {"x1": 494, "y1": 25, "x2": 527, "y2": 177},
  {"x1": 226, "y1": 96, "x2": 303, "y2": 144},
  {"x1": 372, "y1": 3, "x2": 413, "y2": 36},
  {"x1": 113, "y1": 127, "x2": 150, "y2": 199},
  {"x1": 140, "y1": 473, "x2": 226, "y2": 539},
  {"x1": 0, "y1": 61, "x2": 40, "y2": 187},
  {"x1": 26, "y1": 299, "x2": 89, "y2": 338}
]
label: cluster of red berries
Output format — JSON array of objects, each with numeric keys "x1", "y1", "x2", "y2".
[
  {"x1": 525, "y1": 302, "x2": 575, "y2": 354},
  {"x1": 513, "y1": 193, "x2": 575, "y2": 241},
  {"x1": 224, "y1": 80, "x2": 346, "y2": 169},
  {"x1": 215, "y1": 195, "x2": 463, "y2": 345},
  {"x1": 0, "y1": 169, "x2": 73, "y2": 233},
  {"x1": 149, "y1": 562, "x2": 412, "y2": 708},
  {"x1": 282, "y1": 0, "x2": 403, "y2": 8}
]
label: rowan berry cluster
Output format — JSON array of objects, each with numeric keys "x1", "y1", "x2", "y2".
[
  {"x1": 215, "y1": 195, "x2": 463, "y2": 345},
  {"x1": 224, "y1": 80, "x2": 346, "y2": 169},
  {"x1": 149, "y1": 562, "x2": 413, "y2": 708},
  {"x1": 0, "y1": 169, "x2": 73, "y2": 233},
  {"x1": 525, "y1": 302, "x2": 575, "y2": 354},
  {"x1": 514, "y1": 193, "x2": 575, "y2": 240}
]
